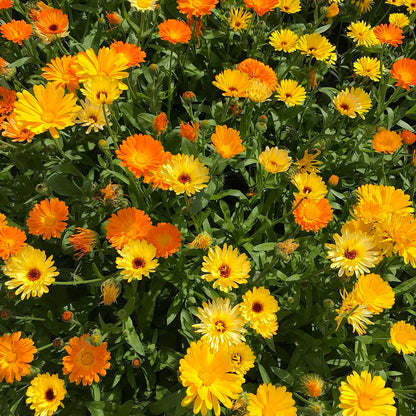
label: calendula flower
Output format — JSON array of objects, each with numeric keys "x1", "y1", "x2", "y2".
[
  {"x1": 116, "y1": 239, "x2": 159, "y2": 282},
  {"x1": 301, "y1": 374, "x2": 325, "y2": 398},
  {"x1": 269, "y1": 29, "x2": 298, "y2": 52},
  {"x1": 244, "y1": 0, "x2": 280, "y2": 16},
  {"x1": 145, "y1": 222, "x2": 181, "y2": 258},
  {"x1": 81, "y1": 75, "x2": 123, "y2": 105},
  {"x1": 62, "y1": 334, "x2": 111, "y2": 386},
  {"x1": 188, "y1": 232, "x2": 212, "y2": 249},
  {"x1": 33, "y1": 8, "x2": 69, "y2": 43},
  {"x1": 278, "y1": 0, "x2": 301, "y2": 13},
  {"x1": 152, "y1": 112, "x2": 168, "y2": 135},
  {"x1": 276, "y1": 79, "x2": 306, "y2": 106},
  {"x1": 110, "y1": 41, "x2": 146, "y2": 67},
  {"x1": 0, "y1": 0, "x2": 12, "y2": 9},
  {"x1": 0, "y1": 332, "x2": 36, "y2": 383},
  {"x1": 293, "y1": 197, "x2": 333, "y2": 232},
  {"x1": 68, "y1": 228, "x2": 97, "y2": 259},
  {"x1": 0, "y1": 20, "x2": 32, "y2": 45},
  {"x1": 228, "y1": 8, "x2": 252, "y2": 31},
  {"x1": 3, "y1": 246, "x2": 59, "y2": 300},
  {"x1": 41, "y1": 55, "x2": 80, "y2": 93},
  {"x1": 333, "y1": 87, "x2": 372, "y2": 119},
  {"x1": 211, "y1": 125, "x2": 245, "y2": 159},
  {"x1": 328, "y1": 174, "x2": 339, "y2": 186},
  {"x1": 294, "y1": 149, "x2": 322, "y2": 174},
  {"x1": 390, "y1": 321, "x2": 416, "y2": 354},
  {"x1": 404, "y1": 0, "x2": 416, "y2": 11},
  {"x1": 258, "y1": 146, "x2": 292, "y2": 173},
  {"x1": 247, "y1": 79, "x2": 272, "y2": 103},
  {"x1": 291, "y1": 172, "x2": 328, "y2": 201},
  {"x1": 326, "y1": 2, "x2": 339, "y2": 17},
  {"x1": 158, "y1": 19, "x2": 192, "y2": 44},
  {"x1": 0, "y1": 86, "x2": 16, "y2": 116},
  {"x1": 228, "y1": 343, "x2": 256, "y2": 375},
  {"x1": 353, "y1": 0, "x2": 373, "y2": 13},
  {"x1": 201, "y1": 243, "x2": 251, "y2": 292},
  {"x1": 347, "y1": 21, "x2": 379, "y2": 47},
  {"x1": 177, "y1": 0, "x2": 218, "y2": 18},
  {"x1": 251, "y1": 317, "x2": 279, "y2": 339},
  {"x1": 238, "y1": 58, "x2": 278, "y2": 91},
  {"x1": 390, "y1": 58, "x2": 416, "y2": 90},
  {"x1": 353, "y1": 57, "x2": 381, "y2": 81},
  {"x1": 374, "y1": 23, "x2": 404, "y2": 47},
  {"x1": 0, "y1": 226, "x2": 26, "y2": 260},
  {"x1": 100, "y1": 181, "x2": 122, "y2": 204},
  {"x1": 389, "y1": 13, "x2": 409, "y2": 28},
  {"x1": 338, "y1": 371, "x2": 396, "y2": 416},
  {"x1": 75, "y1": 99, "x2": 109, "y2": 134},
  {"x1": 100, "y1": 279, "x2": 121, "y2": 305},
  {"x1": 399, "y1": 129, "x2": 416, "y2": 145},
  {"x1": 179, "y1": 121, "x2": 199, "y2": 142},
  {"x1": 247, "y1": 384, "x2": 297, "y2": 416},
  {"x1": 372, "y1": 129, "x2": 402, "y2": 154},
  {"x1": 193, "y1": 297, "x2": 246, "y2": 351},
  {"x1": 297, "y1": 33, "x2": 336, "y2": 62},
  {"x1": 142, "y1": 151, "x2": 173, "y2": 190},
  {"x1": 128, "y1": 0, "x2": 157, "y2": 11},
  {"x1": 26, "y1": 373, "x2": 66, "y2": 416},
  {"x1": 105, "y1": 11, "x2": 123, "y2": 27},
  {"x1": 212, "y1": 69, "x2": 250, "y2": 98},
  {"x1": 179, "y1": 340, "x2": 244, "y2": 416},
  {"x1": 1, "y1": 113, "x2": 36, "y2": 143},
  {"x1": 26, "y1": 198, "x2": 68, "y2": 240}
]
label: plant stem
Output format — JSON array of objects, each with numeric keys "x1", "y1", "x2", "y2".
[
  {"x1": 104, "y1": 104, "x2": 118, "y2": 149},
  {"x1": 37, "y1": 342, "x2": 55, "y2": 352},
  {"x1": 184, "y1": 194, "x2": 201, "y2": 233},
  {"x1": 54, "y1": 278, "x2": 103, "y2": 286},
  {"x1": 166, "y1": 45, "x2": 175, "y2": 120}
]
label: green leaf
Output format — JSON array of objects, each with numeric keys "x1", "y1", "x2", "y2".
[
  {"x1": 394, "y1": 276, "x2": 416, "y2": 296},
  {"x1": 123, "y1": 317, "x2": 145, "y2": 355},
  {"x1": 47, "y1": 173, "x2": 80, "y2": 196},
  {"x1": 149, "y1": 391, "x2": 182, "y2": 415}
]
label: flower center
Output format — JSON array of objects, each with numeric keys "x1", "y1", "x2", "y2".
[
  {"x1": 80, "y1": 351, "x2": 94, "y2": 366},
  {"x1": 252, "y1": 302, "x2": 263, "y2": 313},
  {"x1": 303, "y1": 186, "x2": 312, "y2": 194},
  {"x1": 178, "y1": 174, "x2": 191, "y2": 184},
  {"x1": 132, "y1": 257, "x2": 145, "y2": 269},
  {"x1": 27, "y1": 268, "x2": 41, "y2": 281},
  {"x1": 341, "y1": 103, "x2": 350, "y2": 111},
  {"x1": 45, "y1": 388, "x2": 55, "y2": 401},
  {"x1": 214, "y1": 320, "x2": 226, "y2": 333},
  {"x1": 229, "y1": 86, "x2": 238, "y2": 92},
  {"x1": 49, "y1": 24, "x2": 58, "y2": 31},
  {"x1": 219, "y1": 264, "x2": 231, "y2": 278},
  {"x1": 96, "y1": 91, "x2": 108, "y2": 100},
  {"x1": 344, "y1": 249, "x2": 357, "y2": 260},
  {"x1": 358, "y1": 393, "x2": 373, "y2": 411},
  {"x1": 89, "y1": 115, "x2": 98, "y2": 123},
  {"x1": 42, "y1": 213, "x2": 57, "y2": 227},
  {"x1": 231, "y1": 353, "x2": 242, "y2": 364},
  {"x1": 198, "y1": 369, "x2": 216, "y2": 386},
  {"x1": 42, "y1": 111, "x2": 55, "y2": 123}
]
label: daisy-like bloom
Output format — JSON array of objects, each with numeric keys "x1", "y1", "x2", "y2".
[
  {"x1": 14, "y1": 83, "x2": 80, "y2": 138},
  {"x1": 390, "y1": 58, "x2": 416, "y2": 90},
  {"x1": 237, "y1": 58, "x2": 277, "y2": 92},
  {"x1": 100, "y1": 279, "x2": 121, "y2": 305},
  {"x1": 159, "y1": 153, "x2": 210, "y2": 196},
  {"x1": 301, "y1": 374, "x2": 324, "y2": 398},
  {"x1": 116, "y1": 239, "x2": 159, "y2": 282},
  {"x1": 228, "y1": 343, "x2": 255, "y2": 375},
  {"x1": 3, "y1": 245, "x2": 59, "y2": 300},
  {"x1": 152, "y1": 112, "x2": 168, "y2": 135},
  {"x1": 129, "y1": 0, "x2": 157, "y2": 11},
  {"x1": 258, "y1": 146, "x2": 292, "y2": 173},
  {"x1": 278, "y1": 0, "x2": 301, "y2": 13},
  {"x1": 105, "y1": 207, "x2": 152, "y2": 250},
  {"x1": 211, "y1": 125, "x2": 245, "y2": 159},
  {"x1": 0, "y1": 226, "x2": 26, "y2": 260},
  {"x1": 62, "y1": 334, "x2": 111, "y2": 386},
  {"x1": 399, "y1": 129, "x2": 416, "y2": 145},
  {"x1": 110, "y1": 41, "x2": 146, "y2": 67},
  {"x1": 158, "y1": 19, "x2": 192, "y2": 44},
  {"x1": 244, "y1": 0, "x2": 280, "y2": 16},
  {"x1": 212, "y1": 69, "x2": 250, "y2": 98},
  {"x1": 326, "y1": 229, "x2": 381, "y2": 277},
  {"x1": 374, "y1": 23, "x2": 404, "y2": 47},
  {"x1": 33, "y1": 8, "x2": 69, "y2": 43},
  {"x1": 389, "y1": 13, "x2": 409, "y2": 28},
  {"x1": 0, "y1": 20, "x2": 32, "y2": 45},
  {"x1": 41, "y1": 55, "x2": 80, "y2": 93},
  {"x1": 291, "y1": 172, "x2": 328, "y2": 201},
  {"x1": 247, "y1": 383, "x2": 297, "y2": 416},
  {"x1": 180, "y1": 121, "x2": 199, "y2": 142},
  {"x1": 80, "y1": 76, "x2": 123, "y2": 105},
  {"x1": 1, "y1": 113, "x2": 35, "y2": 143},
  {"x1": 188, "y1": 231, "x2": 212, "y2": 249},
  {"x1": 269, "y1": 29, "x2": 298, "y2": 53},
  {"x1": 193, "y1": 298, "x2": 246, "y2": 351},
  {"x1": 353, "y1": 0, "x2": 373, "y2": 13},
  {"x1": 0, "y1": 0, "x2": 12, "y2": 9},
  {"x1": 26, "y1": 373, "x2": 66, "y2": 416},
  {"x1": 338, "y1": 371, "x2": 396, "y2": 416},
  {"x1": 294, "y1": 149, "x2": 322, "y2": 174},
  {"x1": 177, "y1": 0, "x2": 218, "y2": 18},
  {"x1": 404, "y1": 0, "x2": 416, "y2": 12},
  {"x1": 251, "y1": 317, "x2": 279, "y2": 339},
  {"x1": 145, "y1": 222, "x2": 181, "y2": 258},
  {"x1": 276, "y1": 79, "x2": 306, "y2": 107},
  {"x1": 228, "y1": 8, "x2": 252, "y2": 31},
  {"x1": 142, "y1": 151, "x2": 173, "y2": 190},
  {"x1": 372, "y1": 129, "x2": 402, "y2": 154},
  {"x1": 68, "y1": 228, "x2": 97, "y2": 259},
  {"x1": 354, "y1": 273, "x2": 395, "y2": 314},
  {"x1": 333, "y1": 87, "x2": 372, "y2": 119},
  {"x1": 390, "y1": 321, "x2": 416, "y2": 354},
  {"x1": 179, "y1": 340, "x2": 244, "y2": 416},
  {"x1": 347, "y1": 21, "x2": 379, "y2": 47},
  {"x1": 353, "y1": 57, "x2": 381, "y2": 81},
  {"x1": 116, "y1": 134, "x2": 165, "y2": 178},
  {"x1": 0, "y1": 332, "x2": 36, "y2": 383},
  {"x1": 26, "y1": 198, "x2": 68, "y2": 240},
  {"x1": 297, "y1": 33, "x2": 336, "y2": 63},
  {"x1": 247, "y1": 79, "x2": 272, "y2": 103},
  {"x1": 201, "y1": 243, "x2": 251, "y2": 292},
  {"x1": 75, "y1": 99, "x2": 109, "y2": 134},
  {"x1": 293, "y1": 197, "x2": 333, "y2": 232},
  {"x1": 335, "y1": 289, "x2": 374, "y2": 335}
]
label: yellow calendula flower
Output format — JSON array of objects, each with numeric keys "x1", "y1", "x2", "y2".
[
  {"x1": 188, "y1": 232, "x2": 213, "y2": 249},
  {"x1": 333, "y1": 87, "x2": 372, "y2": 119},
  {"x1": 277, "y1": 0, "x2": 301, "y2": 13},
  {"x1": 276, "y1": 79, "x2": 306, "y2": 107},
  {"x1": 353, "y1": 0, "x2": 373, "y2": 13},
  {"x1": 269, "y1": 29, "x2": 298, "y2": 53},
  {"x1": 353, "y1": 57, "x2": 381, "y2": 81},
  {"x1": 258, "y1": 146, "x2": 292, "y2": 173},
  {"x1": 100, "y1": 279, "x2": 121, "y2": 305},
  {"x1": 347, "y1": 21, "x2": 379, "y2": 47},
  {"x1": 228, "y1": 8, "x2": 252, "y2": 31},
  {"x1": 212, "y1": 69, "x2": 250, "y2": 98},
  {"x1": 294, "y1": 149, "x2": 322, "y2": 174},
  {"x1": 80, "y1": 76, "x2": 123, "y2": 105},
  {"x1": 247, "y1": 79, "x2": 272, "y2": 103},
  {"x1": 228, "y1": 343, "x2": 256, "y2": 375},
  {"x1": 390, "y1": 321, "x2": 416, "y2": 354},
  {"x1": 75, "y1": 99, "x2": 110, "y2": 133},
  {"x1": 129, "y1": 0, "x2": 158, "y2": 12},
  {"x1": 389, "y1": 13, "x2": 409, "y2": 28},
  {"x1": 297, "y1": 33, "x2": 336, "y2": 62},
  {"x1": 291, "y1": 172, "x2": 327, "y2": 201}
]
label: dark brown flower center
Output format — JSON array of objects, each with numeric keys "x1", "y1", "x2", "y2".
[
  {"x1": 231, "y1": 353, "x2": 242, "y2": 364},
  {"x1": 49, "y1": 24, "x2": 58, "y2": 31},
  {"x1": 45, "y1": 388, "x2": 55, "y2": 401},
  {"x1": 132, "y1": 257, "x2": 145, "y2": 269},
  {"x1": 214, "y1": 320, "x2": 226, "y2": 333},
  {"x1": 178, "y1": 174, "x2": 191, "y2": 184},
  {"x1": 303, "y1": 186, "x2": 312, "y2": 194},
  {"x1": 344, "y1": 249, "x2": 357, "y2": 260},
  {"x1": 27, "y1": 268, "x2": 41, "y2": 281},
  {"x1": 341, "y1": 103, "x2": 350, "y2": 111},
  {"x1": 89, "y1": 115, "x2": 98, "y2": 122},
  {"x1": 96, "y1": 91, "x2": 108, "y2": 100},
  {"x1": 252, "y1": 302, "x2": 263, "y2": 313},
  {"x1": 229, "y1": 86, "x2": 238, "y2": 92},
  {"x1": 219, "y1": 264, "x2": 230, "y2": 278}
]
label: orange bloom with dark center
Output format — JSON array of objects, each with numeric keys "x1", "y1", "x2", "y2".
[
  {"x1": 237, "y1": 58, "x2": 277, "y2": 91},
  {"x1": 0, "y1": 331, "x2": 37, "y2": 383},
  {"x1": 374, "y1": 24, "x2": 404, "y2": 47},
  {"x1": 152, "y1": 112, "x2": 168, "y2": 135},
  {"x1": 399, "y1": 130, "x2": 416, "y2": 145},
  {"x1": 116, "y1": 134, "x2": 165, "y2": 178},
  {"x1": 105, "y1": 207, "x2": 152, "y2": 249},
  {"x1": 110, "y1": 41, "x2": 146, "y2": 67},
  {"x1": 0, "y1": 86, "x2": 16, "y2": 116},
  {"x1": 211, "y1": 125, "x2": 245, "y2": 158},
  {"x1": 244, "y1": 0, "x2": 279, "y2": 16},
  {"x1": 158, "y1": 19, "x2": 192, "y2": 44},
  {"x1": 42, "y1": 55, "x2": 80, "y2": 93},
  {"x1": 177, "y1": 0, "x2": 218, "y2": 18},
  {"x1": 34, "y1": 8, "x2": 68, "y2": 35},
  {"x1": 0, "y1": 226, "x2": 26, "y2": 260},
  {"x1": 372, "y1": 130, "x2": 402, "y2": 154},
  {"x1": 179, "y1": 121, "x2": 199, "y2": 142},
  {"x1": 0, "y1": 20, "x2": 32, "y2": 45},
  {"x1": 2, "y1": 113, "x2": 36, "y2": 143},
  {"x1": 293, "y1": 197, "x2": 333, "y2": 232},
  {"x1": 143, "y1": 151, "x2": 173, "y2": 190},
  {"x1": 390, "y1": 58, "x2": 416, "y2": 90},
  {"x1": 0, "y1": 0, "x2": 12, "y2": 9},
  {"x1": 26, "y1": 198, "x2": 69, "y2": 240},
  {"x1": 68, "y1": 228, "x2": 97, "y2": 259},
  {"x1": 145, "y1": 223, "x2": 182, "y2": 258},
  {"x1": 62, "y1": 334, "x2": 111, "y2": 386}
]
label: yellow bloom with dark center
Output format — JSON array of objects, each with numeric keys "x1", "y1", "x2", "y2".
[
  {"x1": 269, "y1": 29, "x2": 298, "y2": 52},
  {"x1": 80, "y1": 76, "x2": 123, "y2": 105},
  {"x1": 278, "y1": 0, "x2": 301, "y2": 13},
  {"x1": 201, "y1": 243, "x2": 251, "y2": 292},
  {"x1": 294, "y1": 149, "x2": 322, "y2": 174},
  {"x1": 228, "y1": 343, "x2": 255, "y2": 375},
  {"x1": 75, "y1": 99, "x2": 109, "y2": 133},
  {"x1": 211, "y1": 125, "x2": 246, "y2": 159},
  {"x1": 390, "y1": 321, "x2": 416, "y2": 354},
  {"x1": 26, "y1": 373, "x2": 66, "y2": 416},
  {"x1": 291, "y1": 172, "x2": 327, "y2": 201},
  {"x1": 14, "y1": 83, "x2": 80, "y2": 138},
  {"x1": 116, "y1": 240, "x2": 159, "y2": 282},
  {"x1": 338, "y1": 371, "x2": 396, "y2": 416},
  {"x1": 258, "y1": 146, "x2": 292, "y2": 173},
  {"x1": 276, "y1": 79, "x2": 306, "y2": 106},
  {"x1": 353, "y1": 57, "x2": 381, "y2": 81},
  {"x1": 3, "y1": 245, "x2": 59, "y2": 300},
  {"x1": 212, "y1": 69, "x2": 250, "y2": 98},
  {"x1": 389, "y1": 13, "x2": 409, "y2": 28},
  {"x1": 297, "y1": 33, "x2": 336, "y2": 62},
  {"x1": 228, "y1": 8, "x2": 252, "y2": 31},
  {"x1": 179, "y1": 340, "x2": 244, "y2": 416},
  {"x1": 403, "y1": 0, "x2": 416, "y2": 11},
  {"x1": 347, "y1": 21, "x2": 379, "y2": 47},
  {"x1": 159, "y1": 153, "x2": 210, "y2": 196},
  {"x1": 333, "y1": 87, "x2": 372, "y2": 119}
]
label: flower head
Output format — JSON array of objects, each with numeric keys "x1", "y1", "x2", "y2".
[
  {"x1": 80, "y1": 75, "x2": 123, "y2": 105},
  {"x1": 293, "y1": 197, "x2": 333, "y2": 232},
  {"x1": 228, "y1": 8, "x2": 252, "y2": 31},
  {"x1": 211, "y1": 125, "x2": 245, "y2": 159},
  {"x1": 180, "y1": 121, "x2": 199, "y2": 142},
  {"x1": 389, "y1": 13, "x2": 409, "y2": 28},
  {"x1": 334, "y1": 87, "x2": 372, "y2": 119},
  {"x1": 291, "y1": 172, "x2": 327, "y2": 201},
  {"x1": 0, "y1": 0, "x2": 12, "y2": 9},
  {"x1": 33, "y1": 8, "x2": 69, "y2": 43},
  {"x1": 152, "y1": 112, "x2": 168, "y2": 135},
  {"x1": 390, "y1": 58, "x2": 416, "y2": 90},
  {"x1": 158, "y1": 19, "x2": 192, "y2": 44},
  {"x1": 390, "y1": 321, "x2": 416, "y2": 354},
  {"x1": 399, "y1": 129, "x2": 416, "y2": 145},
  {"x1": 145, "y1": 222, "x2": 181, "y2": 258},
  {"x1": 0, "y1": 20, "x2": 32, "y2": 45},
  {"x1": 297, "y1": 33, "x2": 336, "y2": 62},
  {"x1": 294, "y1": 149, "x2": 322, "y2": 174},
  {"x1": 269, "y1": 29, "x2": 298, "y2": 53},
  {"x1": 228, "y1": 343, "x2": 256, "y2": 375},
  {"x1": 100, "y1": 279, "x2": 121, "y2": 305},
  {"x1": 244, "y1": 0, "x2": 280, "y2": 16},
  {"x1": 237, "y1": 58, "x2": 277, "y2": 91},
  {"x1": 258, "y1": 146, "x2": 292, "y2": 173},
  {"x1": 212, "y1": 69, "x2": 250, "y2": 98},
  {"x1": 301, "y1": 374, "x2": 325, "y2": 397},
  {"x1": 353, "y1": 57, "x2": 381, "y2": 81},
  {"x1": 278, "y1": 0, "x2": 301, "y2": 14},
  {"x1": 177, "y1": 0, "x2": 218, "y2": 18},
  {"x1": 372, "y1": 129, "x2": 402, "y2": 154},
  {"x1": 68, "y1": 228, "x2": 97, "y2": 259},
  {"x1": 75, "y1": 99, "x2": 109, "y2": 134},
  {"x1": 188, "y1": 232, "x2": 212, "y2": 249},
  {"x1": 0, "y1": 226, "x2": 26, "y2": 260},
  {"x1": 110, "y1": 41, "x2": 146, "y2": 67},
  {"x1": 374, "y1": 23, "x2": 404, "y2": 47},
  {"x1": 276, "y1": 79, "x2": 306, "y2": 107},
  {"x1": 41, "y1": 55, "x2": 80, "y2": 93},
  {"x1": 2, "y1": 113, "x2": 36, "y2": 143},
  {"x1": 347, "y1": 21, "x2": 379, "y2": 47},
  {"x1": 129, "y1": 0, "x2": 157, "y2": 11}
]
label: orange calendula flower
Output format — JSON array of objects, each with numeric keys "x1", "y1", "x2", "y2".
[
  {"x1": 177, "y1": 0, "x2": 218, "y2": 18},
  {"x1": 26, "y1": 198, "x2": 69, "y2": 240},
  {"x1": 33, "y1": 8, "x2": 69, "y2": 43},
  {"x1": 0, "y1": 332, "x2": 37, "y2": 383},
  {"x1": 399, "y1": 129, "x2": 416, "y2": 145},
  {"x1": 68, "y1": 228, "x2": 97, "y2": 259},
  {"x1": 213, "y1": 69, "x2": 250, "y2": 98},
  {"x1": 244, "y1": 0, "x2": 280, "y2": 16},
  {"x1": 374, "y1": 23, "x2": 404, "y2": 47},
  {"x1": 0, "y1": 86, "x2": 16, "y2": 116},
  {"x1": 2, "y1": 113, "x2": 35, "y2": 143},
  {"x1": 301, "y1": 374, "x2": 325, "y2": 398},
  {"x1": 105, "y1": 207, "x2": 152, "y2": 250},
  {"x1": 211, "y1": 125, "x2": 245, "y2": 159},
  {"x1": 62, "y1": 334, "x2": 111, "y2": 386},
  {"x1": 143, "y1": 151, "x2": 173, "y2": 190},
  {"x1": 390, "y1": 58, "x2": 416, "y2": 90},
  {"x1": 158, "y1": 19, "x2": 192, "y2": 44},
  {"x1": 372, "y1": 129, "x2": 402, "y2": 154},
  {"x1": 145, "y1": 222, "x2": 182, "y2": 258},
  {"x1": 0, "y1": 226, "x2": 26, "y2": 260},
  {"x1": 41, "y1": 55, "x2": 80, "y2": 93},
  {"x1": 237, "y1": 58, "x2": 278, "y2": 91},
  {"x1": 333, "y1": 87, "x2": 372, "y2": 119},
  {"x1": 0, "y1": 20, "x2": 32, "y2": 45},
  {"x1": 105, "y1": 11, "x2": 123, "y2": 27},
  {"x1": 116, "y1": 134, "x2": 165, "y2": 178},
  {"x1": 0, "y1": 0, "x2": 13, "y2": 9},
  {"x1": 179, "y1": 121, "x2": 199, "y2": 142},
  {"x1": 110, "y1": 41, "x2": 146, "y2": 67},
  {"x1": 293, "y1": 197, "x2": 333, "y2": 232},
  {"x1": 152, "y1": 112, "x2": 168, "y2": 135}
]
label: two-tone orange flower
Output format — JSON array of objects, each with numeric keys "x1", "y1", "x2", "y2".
[
  {"x1": 42, "y1": 55, "x2": 80, "y2": 93},
  {"x1": 68, "y1": 228, "x2": 97, "y2": 259},
  {"x1": 0, "y1": 20, "x2": 32, "y2": 45},
  {"x1": 145, "y1": 223, "x2": 182, "y2": 258},
  {"x1": 390, "y1": 58, "x2": 416, "y2": 90},
  {"x1": 177, "y1": 0, "x2": 218, "y2": 18},
  {"x1": 158, "y1": 19, "x2": 192, "y2": 44},
  {"x1": 211, "y1": 125, "x2": 245, "y2": 158},
  {"x1": 374, "y1": 23, "x2": 404, "y2": 47},
  {"x1": 110, "y1": 41, "x2": 146, "y2": 67}
]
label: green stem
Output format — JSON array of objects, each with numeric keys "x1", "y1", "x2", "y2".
[
  {"x1": 37, "y1": 342, "x2": 55, "y2": 352},
  {"x1": 166, "y1": 44, "x2": 175, "y2": 120},
  {"x1": 104, "y1": 104, "x2": 118, "y2": 149},
  {"x1": 184, "y1": 194, "x2": 201, "y2": 233},
  {"x1": 13, "y1": 316, "x2": 46, "y2": 321},
  {"x1": 54, "y1": 278, "x2": 103, "y2": 286}
]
